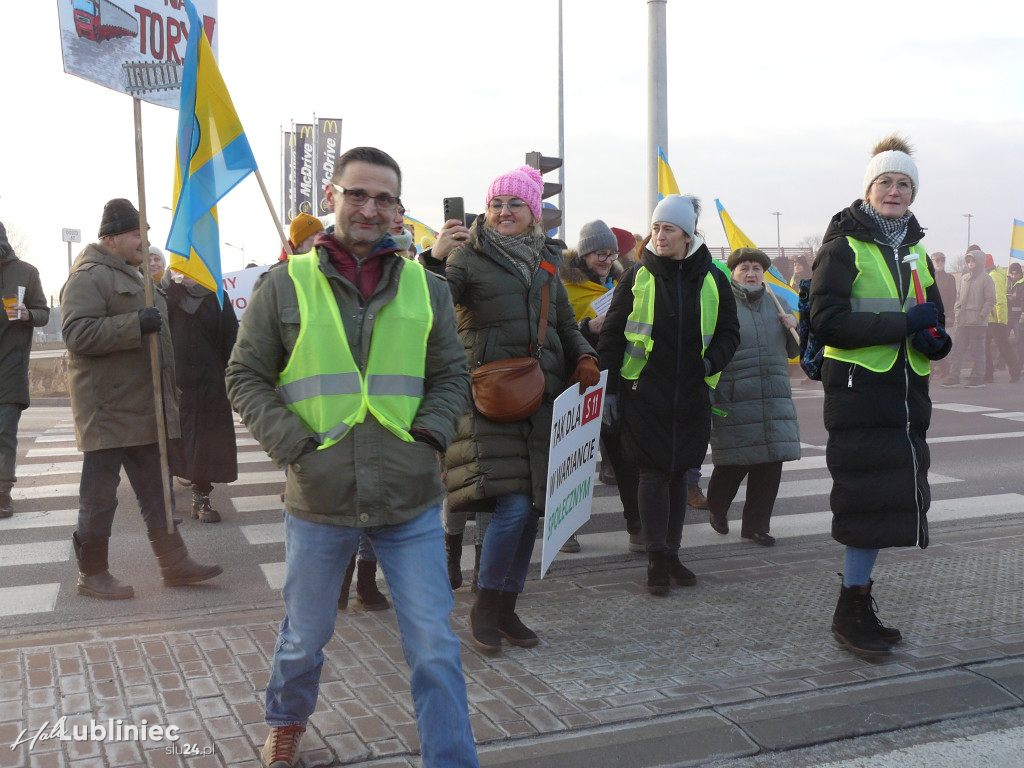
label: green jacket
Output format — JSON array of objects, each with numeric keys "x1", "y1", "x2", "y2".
[
  {"x1": 61, "y1": 244, "x2": 180, "y2": 451},
  {"x1": 442, "y1": 222, "x2": 595, "y2": 512},
  {"x1": 225, "y1": 245, "x2": 470, "y2": 528}
]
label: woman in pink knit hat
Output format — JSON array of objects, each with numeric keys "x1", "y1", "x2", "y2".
[{"x1": 423, "y1": 165, "x2": 600, "y2": 654}]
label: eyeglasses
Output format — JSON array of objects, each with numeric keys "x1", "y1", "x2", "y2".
[
  {"x1": 332, "y1": 185, "x2": 400, "y2": 211},
  {"x1": 872, "y1": 177, "x2": 913, "y2": 194},
  {"x1": 590, "y1": 250, "x2": 618, "y2": 262},
  {"x1": 488, "y1": 199, "x2": 528, "y2": 213}
]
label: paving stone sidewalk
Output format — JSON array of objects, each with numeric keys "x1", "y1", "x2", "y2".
[{"x1": 2, "y1": 518, "x2": 1023, "y2": 768}]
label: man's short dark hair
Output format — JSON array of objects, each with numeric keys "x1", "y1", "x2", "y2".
[{"x1": 331, "y1": 147, "x2": 402, "y2": 195}]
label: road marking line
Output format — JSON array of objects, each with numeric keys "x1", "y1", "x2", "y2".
[
  {"x1": 0, "y1": 509, "x2": 77, "y2": 530},
  {"x1": 0, "y1": 584, "x2": 62, "y2": 617},
  {"x1": 0, "y1": 541, "x2": 70, "y2": 566}
]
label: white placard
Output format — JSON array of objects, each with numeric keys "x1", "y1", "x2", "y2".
[
  {"x1": 588, "y1": 289, "x2": 614, "y2": 318},
  {"x1": 540, "y1": 370, "x2": 607, "y2": 578},
  {"x1": 57, "y1": 0, "x2": 218, "y2": 108},
  {"x1": 220, "y1": 264, "x2": 271, "y2": 319},
  {"x1": 61, "y1": 228, "x2": 81, "y2": 243}
]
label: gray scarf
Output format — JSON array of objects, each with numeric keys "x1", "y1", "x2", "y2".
[
  {"x1": 479, "y1": 225, "x2": 546, "y2": 285},
  {"x1": 860, "y1": 201, "x2": 912, "y2": 250}
]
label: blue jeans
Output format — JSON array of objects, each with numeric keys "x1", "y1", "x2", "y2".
[
  {"x1": 476, "y1": 493, "x2": 538, "y2": 593},
  {"x1": 266, "y1": 506, "x2": 478, "y2": 768}
]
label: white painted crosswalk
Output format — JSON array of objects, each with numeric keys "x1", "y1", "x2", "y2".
[{"x1": 3, "y1": 405, "x2": 1023, "y2": 619}]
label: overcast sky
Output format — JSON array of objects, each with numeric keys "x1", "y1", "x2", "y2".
[{"x1": 3, "y1": 0, "x2": 1022, "y2": 300}]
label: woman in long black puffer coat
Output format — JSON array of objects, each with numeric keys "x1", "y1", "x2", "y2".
[
  {"x1": 598, "y1": 195, "x2": 739, "y2": 595},
  {"x1": 809, "y1": 135, "x2": 951, "y2": 657}
]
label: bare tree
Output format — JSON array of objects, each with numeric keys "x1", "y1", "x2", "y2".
[
  {"x1": 797, "y1": 234, "x2": 823, "y2": 256},
  {"x1": 2, "y1": 221, "x2": 32, "y2": 257}
]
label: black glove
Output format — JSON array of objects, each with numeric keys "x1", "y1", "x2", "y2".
[
  {"x1": 905, "y1": 302, "x2": 938, "y2": 334},
  {"x1": 138, "y1": 307, "x2": 162, "y2": 334},
  {"x1": 911, "y1": 326, "x2": 950, "y2": 357}
]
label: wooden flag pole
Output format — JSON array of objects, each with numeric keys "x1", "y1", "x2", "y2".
[
  {"x1": 133, "y1": 97, "x2": 176, "y2": 534},
  {"x1": 764, "y1": 280, "x2": 801, "y2": 345},
  {"x1": 253, "y1": 167, "x2": 293, "y2": 256}
]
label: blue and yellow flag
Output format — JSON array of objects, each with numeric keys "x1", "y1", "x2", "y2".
[
  {"x1": 714, "y1": 199, "x2": 799, "y2": 314},
  {"x1": 1011, "y1": 219, "x2": 1024, "y2": 261},
  {"x1": 657, "y1": 146, "x2": 680, "y2": 200},
  {"x1": 404, "y1": 214, "x2": 438, "y2": 253},
  {"x1": 166, "y1": 0, "x2": 258, "y2": 302}
]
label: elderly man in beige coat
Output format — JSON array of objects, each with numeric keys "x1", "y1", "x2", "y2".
[
  {"x1": 942, "y1": 249, "x2": 996, "y2": 388},
  {"x1": 60, "y1": 198, "x2": 221, "y2": 599}
]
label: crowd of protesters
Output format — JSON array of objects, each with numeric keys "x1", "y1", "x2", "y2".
[{"x1": 6, "y1": 132, "x2": 1024, "y2": 768}]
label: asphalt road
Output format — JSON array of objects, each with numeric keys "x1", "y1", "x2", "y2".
[{"x1": 2, "y1": 375, "x2": 1021, "y2": 634}]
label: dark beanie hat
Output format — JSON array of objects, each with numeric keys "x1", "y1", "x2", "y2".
[
  {"x1": 727, "y1": 247, "x2": 771, "y2": 271},
  {"x1": 98, "y1": 198, "x2": 141, "y2": 238}
]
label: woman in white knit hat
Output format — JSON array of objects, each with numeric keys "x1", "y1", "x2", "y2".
[{"x1": 809, "y1": 135, "x2": 951, "y2": 657}]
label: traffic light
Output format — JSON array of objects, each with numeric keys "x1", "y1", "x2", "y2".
[{"x1": 525, "y1": 151, "x2": 562, "y2": 234}]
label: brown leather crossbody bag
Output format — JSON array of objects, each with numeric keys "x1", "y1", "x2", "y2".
[{"x1": 470, "y1": 282, "x2": 550, "y2": 423}]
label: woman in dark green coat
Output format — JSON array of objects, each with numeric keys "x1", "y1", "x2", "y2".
[{"x1": 428, "y1": 165, "x2": 598, "y2": 654}]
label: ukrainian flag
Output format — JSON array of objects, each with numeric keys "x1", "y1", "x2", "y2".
[
  {"x1": 657, "y1": 146, "x2": 680, "y2": 200},
  {"x1": 404, "y1": 214, "x2": 438, "y2": 253},
  {"x1": 714, "y1": 199, "x2": 799, "y2": 314},
  {"x1": 1011, "y1": 219, "x2": 1024, "y2": 261},
  {"x1": 166, "y1": 0, "x2": 258, "y2": 302}
]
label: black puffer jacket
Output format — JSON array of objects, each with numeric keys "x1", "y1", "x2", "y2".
[
  {"x1": 598, "y1": 242, "x2": 739, "y2": 472},
  {"x1": 809, "y1": 201, "x2": 949, "y2": 550}
]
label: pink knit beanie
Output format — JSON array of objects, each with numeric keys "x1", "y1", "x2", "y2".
[{"x1": 486, "y1": 165, "x2": 543, "y2": 223}]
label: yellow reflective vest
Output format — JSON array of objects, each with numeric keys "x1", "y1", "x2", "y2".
[
  {"x1": 823, "y1": 238, "x2": 932, "y2": 376},
  {"x1": 278, "y1": 251, "x2": 433, "y2": 449},
  {"x1": 621, "y1": 266, "x2": 722, "y2": 388}
]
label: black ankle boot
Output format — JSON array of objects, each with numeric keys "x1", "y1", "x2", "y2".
[
  {"x1": 647, "y1": 551, "x2": 670, "y2": 596},
  {"x1": 865, "y1": 579, "x2": 902, "y2": 644},
  {"x1": 469, "y1": 588, "x2": 502, "y2": 653},
  {"x1": 338, "y1": 554, "x2": 356, "y2": 610},
  {"x1": 666, "y1": 551, "x2": 696, "y2": 586},
  {"x1": 497, "y1": 591, "x2": 539, "y2": 647},
  {"x1": 831, "y1": 581, "x2": 892, "y2": 656},
  {"x1": 355, "y1": 560, "x2": 390, "y2": 611},
  {"x1": 445, "y1": 532, "x2": 464, "y2": 590}
]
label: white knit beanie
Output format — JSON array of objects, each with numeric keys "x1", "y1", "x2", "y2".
[{"x1": 863, "y1": 135, "x2": 919, "y2": 202}]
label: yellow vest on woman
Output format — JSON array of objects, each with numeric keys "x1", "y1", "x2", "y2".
[
  {"x1": 278, "y1": 251, "x2": 433, "y2": 449},
  {"x1": 620, "y1": 266, "x2": 722, "y2": 388},
  {"x1": 823, "y1": 239, "x2": 932, "y2": 376}
]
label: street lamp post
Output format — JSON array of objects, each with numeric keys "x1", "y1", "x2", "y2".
[
  {"x1": 224, "y1": 242, "x2": 246, "y2": 271},
  {"x1": 771, "y1": 212, "x2": 782, "y2": 260},
  {"x1": 962, "y1": 214, "x2": 974, "y2": 250}
]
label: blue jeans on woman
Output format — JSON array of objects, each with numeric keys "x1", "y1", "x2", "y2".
[
  {"x1": 476, "y1": 493, "x2": 538, "y2": 593},
  {"x1": 265, "y1": 506, "x2": 478, "y2": 768}
]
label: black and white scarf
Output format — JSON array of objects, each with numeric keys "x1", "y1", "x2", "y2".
[
  {"x1": 860, "y1": 201, "x2": 912, "y2": 250},
  {"x1": 479, "y1": 225, "x2": 546, "y2": 285}
]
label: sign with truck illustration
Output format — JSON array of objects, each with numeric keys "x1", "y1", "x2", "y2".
[
  {"x1": 56, "y1": 0, "x2": 219, "y2": 108},
  {"x1": 72, "y1": 0, "x2": 138, "y2": 43}
]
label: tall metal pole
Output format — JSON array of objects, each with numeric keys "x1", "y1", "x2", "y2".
[
  {"x1": 962, "y1": 213, "x2": 973, "y2": 250},
  {"x1": 647, "y1": 0, "x2": 668, "y2": 219},
  {"x1": 557, "y1": 0, "x2": 565, "y2": 241}
]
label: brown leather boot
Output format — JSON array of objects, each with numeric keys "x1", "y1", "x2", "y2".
[
  {"x1": 355, "y1": 559, "x2": 390, "y2": 611},
  {"x1": 147, "y1": 528, "x2": 222, "y2": 586},
  {"x1": 73, "y1": 532, "x2": 134, "y2": 599}
]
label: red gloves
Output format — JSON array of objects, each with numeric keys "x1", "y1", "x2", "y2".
[{"x1": 570, "y1": 355, "x2": 601, "y2": 393}]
